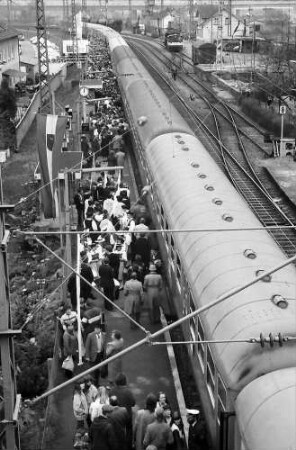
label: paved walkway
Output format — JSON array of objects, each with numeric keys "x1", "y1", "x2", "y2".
[{"x1": 44, "y1": 286, "x2": 177, "y2": 450}]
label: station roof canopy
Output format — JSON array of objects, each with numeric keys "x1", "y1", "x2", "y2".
[{"x1": 81, "y1": 78, "x2": 103, "y2": 89}]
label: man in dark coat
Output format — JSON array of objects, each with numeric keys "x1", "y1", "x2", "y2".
[
  {"x1": 109, "y1": 395, "x2": 129, "y2": 450},
  {"x1": 187, "y1": 409, "x2": 207, "y2": 450},
  {"x1": 110, "y1": 373, "x2": 136, "y2": 450},
  {"x1": 99, "y1": 257, "x2": 114, "y2": 310},
  {"x1": 85, "y1": 323, "x2": 106, "y2": 385},
  {"x1": 89, "y1": 404, "x2": 118, "y2": 450},
  {"x1": 67, "y1": 257, "x2": 94, "y2": 310},
  {"x1": 73, "y1": 188, "x2": 85, "y2": 229},
  {"x1": 132, "y1": 236, "x2": 151, "y2": 271}
]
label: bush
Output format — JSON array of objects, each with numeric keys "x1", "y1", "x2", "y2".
[{"x1": 238, "y1": 96, "x2": 295, "y2": 138}]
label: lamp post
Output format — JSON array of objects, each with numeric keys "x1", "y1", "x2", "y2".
[{"x1": 279, "y1": 104, "x2": 286, "y2": 156}]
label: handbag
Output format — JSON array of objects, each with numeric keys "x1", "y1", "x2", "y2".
[{"x1": 62, "y1": 355, "x2": 74, "y2": 372}]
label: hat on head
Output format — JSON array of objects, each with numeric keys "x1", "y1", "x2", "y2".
[
  {"x1": 149, "y1": 264, "x2": 156, "y2": 272},
  {"x1": 187, "y1": 408, "x2": 200, "y2": 416}
]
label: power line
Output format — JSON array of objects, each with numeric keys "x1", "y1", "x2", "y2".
[{"x1": 30, "y1": 250, "x2": 296, "y2": 403}]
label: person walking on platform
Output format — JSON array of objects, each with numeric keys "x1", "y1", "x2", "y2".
[
  {"x1": 85, "y1": 324, "x2": 106, "y2": 386},
  {"x1": 84, "y1": 376, "x2": 98, "y2": 427},
  {"x1": 132, "y1": 236, "x2": 151, "y2": 272},
  {"x1": 134, "y1": 394, "x2": 157, "y2": 450},
  {"x1": 123, "y1": 272, "x2": 143, "y2": 328},
  {"x1": 143, "y1": 265, "x2": 163, "y2": 324},
  {"x1": 74, "y1": 188, "x2": 85, "y2": 229},
  {"x1": 143, "y1": 407, "x2": 173, "y2": 450},
  {"x1": 89, "y1": 404, "x2": 118, "y2": 450},
  {"x1": 187, "y1": 409, "x2": 207, "y2": 450},
  {"x1": 73, "y1": 383, "x2": 88, "y2": 431},
  {"x1": 109, "y1": 395, "x2": 129, "y2": 450},
  {"x1": 63, "y1": 324, "x2": 78, "y2": 379},
  {"x1": 169, "y1": 411, "x2": 185, "y2": 450},
  {"x1": 99, "y1": 257, "x2": 115, "y2": 311},
  {"x1": 110, "y1": 373, "x2": 136, "y2": 450},
  {"x1": 106, "y1": 330, "x2": 124, "y2": 386},
  {"x1": 89, "y1": 386, "x2": 110, "y2": 422},
  {"x1": 115, "y1": 148, "x2": 125, "y2": 167},
  {"x1": 67, "y1": 253, "x2": 94, "y2": 310}
]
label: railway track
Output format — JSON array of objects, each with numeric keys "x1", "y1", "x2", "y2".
[{"x1": 126, "y1": 36, "x2": 296, "y2": 259}]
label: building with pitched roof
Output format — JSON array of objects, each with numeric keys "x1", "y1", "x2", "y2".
[{"x1": 0, "y1": 24, "x2": 23, "y2": 86}]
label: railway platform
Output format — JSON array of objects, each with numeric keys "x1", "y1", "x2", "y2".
[
  {"x1": 44, "y1": 290, "x2": 180, "y2": 450},
  {"x1": 262, "y1": 157, "x2": 296, "y2": 207},
  {"x1": 43, "y1": 143, "x2": 182, "y2": 450}
]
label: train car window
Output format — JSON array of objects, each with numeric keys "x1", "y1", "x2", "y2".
[
  {"x1": 206, "y1": 347, "x2": 216, "y2": 407},
  {"x1": 189, "y1": 295, "x2": 197, "y2": 356},
  {"x1": 218, "y1": 375, "x2": 227, "y2": 410},
  {"x1": 197, "y1": 319, "x2": 205, "y2": 372},
  {"x1": 176, "y1": 254, "x2": 182, "y2": 280}
]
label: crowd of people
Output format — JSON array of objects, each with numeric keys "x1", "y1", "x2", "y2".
[
  {"x1": 72, "y1": 373, "x2": 206, "y2": 450},
  {"x1": 58, "y1": 33, "x2": 207, "y2": 450}
]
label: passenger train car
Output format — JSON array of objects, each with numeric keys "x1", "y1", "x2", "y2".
[{"x1": 86, "y1": 24, "x2": 296, "y2": 450}]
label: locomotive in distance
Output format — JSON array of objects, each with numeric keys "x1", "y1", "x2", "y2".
[
  {"x1": 164, "y1": 29, "x2": 183, "y2": 52},
  {"x1": 86, "y1": 23, "x2": 296, "y2": 450}
]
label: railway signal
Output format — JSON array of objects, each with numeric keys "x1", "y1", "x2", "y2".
[{"x1": 279, "y1": 104, "x2": 286, "y2": 155}]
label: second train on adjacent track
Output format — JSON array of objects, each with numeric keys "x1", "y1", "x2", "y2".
[{"x1": 87, "y1": 24, "x2": 296, "y2": 450}]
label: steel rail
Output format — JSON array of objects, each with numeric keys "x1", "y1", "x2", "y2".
[{"x1": 127, "y1": 39, "x2": 296, "y2": 259}]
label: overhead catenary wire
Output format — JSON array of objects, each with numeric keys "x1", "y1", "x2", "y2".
[
  {"x1": 30, "y1": 251, "x2": 296, "y2": 404},
  {"x1": 17, "y1": 224, "x2": 296, "y2": 236},
  {"x1": 151, "y1": 335, "x2": 296, "y2": 346}
]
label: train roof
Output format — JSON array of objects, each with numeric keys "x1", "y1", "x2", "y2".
[
  {"x1": 236, "y1": 368, "x2": 296, "y2": 450},
  {"x1": 146, "y1": 132, "x2": 296, "y2": 391}
]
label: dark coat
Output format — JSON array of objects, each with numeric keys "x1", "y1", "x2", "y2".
[
  {"x1": 188, "y1": 420, "x2": 207, "y2": 450},
  {"x1": 74, "y1": 192, "x2": 84, "y2": 210},
  {"x1": 90, "y1": 416, "x2": 118, "y2": 450},
  {"x1": 99, "y1": 263, "x2": 114, "y2": 288},
  {"x1": 109, "y1": 386, "x2": 136, "y2": 422},
  {"x1": 133, "y1": 238, "x2": 151, "y2": 268},
  {"x1": 68, "y1": 263, "x2": 94, "y2": 302},
  {"x1": 85, "y1": 330, "x2": 106, "y2": 362},
  {"x1": 63, "y1": 330, "x2": 77, "y2": 357},
  {"x1": 109, "y1": 406, "x2": 129, "y2": 450}
]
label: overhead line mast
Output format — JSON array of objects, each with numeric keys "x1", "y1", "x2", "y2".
[{"x1": 36, "y1": 0, "x2": 54, "y2": 112}]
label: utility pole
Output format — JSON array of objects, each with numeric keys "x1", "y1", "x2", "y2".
[
  {"x1": 228, "y1": 0, "x2": 232, "y2": 37},
  {"x1": 0, "y1": 152, "x2": 22, "y2": 450},
  {"x1": 188, "y1": 0, "x2": 193, "y2": 38},
  {"x1": 71, "y1": 0, "x2": 79, "y2": 66},
  {"x1": 36, "y1": 0, "x2": 54, "y2": 113},
  {"x1": 63, "y1": 0, "x2": 70, "y2": 34},
  {"x1": 217, "y1": 0, "x2": 224, "y2": 68}
]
